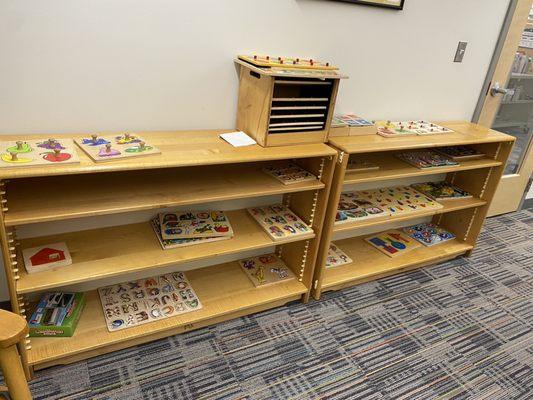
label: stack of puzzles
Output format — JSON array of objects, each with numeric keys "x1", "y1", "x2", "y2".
[
  {"x1": 75, "y1": 133, "x2": 160, "y2": 162},
  {"x1": 238, "y1": 254, "x2": 296, "y2": 287},
  {"x1": 396, "y1": 151, "x2": 459, "y2": 169},
  {"x1": 28, "y1": 292, "x2": 86, "y2": 337},
  {"x1": 356, "y1": 186, "x2": 443, "y2": 215},
  {"x1": 247, "y1": 204, "x2": 312, "y2": 241},
  {"x1": 376, "y1": 121, "x2": 454, "y2": 138},
  {"x1": 325, "y1": 243, "x2": 353, "y2": 268},
  {"x1": 152, "y1": 211, "x2": 233, "y2": 250},
  {"x1": 98, "y1": 272, "x2": 202, "y2": 332},
  {"x1": 336, "y1": 192, "x2": 389, "y2": 224},
  {"x1": 411, "y1": 182, "x2": 472, "y2": 201},
  {"x1": 262, "y1": 162, "x2": 317, "y2": 185},
  {"x1": 0, "y1": 138, "x2": 80, "y2": 167}
]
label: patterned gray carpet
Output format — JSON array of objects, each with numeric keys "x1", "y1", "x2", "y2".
[{"x1": 16, "y1": 211, "x2": 533, "y2": 399}]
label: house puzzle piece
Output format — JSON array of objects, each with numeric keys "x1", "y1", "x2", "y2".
[
  {"x1": 74, "y1": 133, "x2": 161, "y2": 162},
  {"x1": 0, "y1": 138, "x2": 80, "y2": 168},
  {"x1": 22, "y1": 242, "x2": 72, "y2": 274}
]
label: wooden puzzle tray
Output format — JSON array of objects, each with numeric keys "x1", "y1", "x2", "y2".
[
  {"x1": 74, "y1": 134, "x2": 160, "y2": 162},
  {"x1": 238, "y1": 55, "x2": 338, "y2": 70},
  {"x1": 0, "y1": 138, "x2": 80, "y2": 168}
]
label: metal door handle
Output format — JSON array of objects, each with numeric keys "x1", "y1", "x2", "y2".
[{"x1": 490, "y1": 82, "x2": 512, "y2": 96}]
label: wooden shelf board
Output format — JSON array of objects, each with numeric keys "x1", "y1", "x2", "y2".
[
  {"x1": 5, "y1": 165, "x2": 325, "y2": 226},
  {"x1": 27, "y1": 261, "x2": 307, "y2": 367},
  {"x1": 333, "y1": 197, "x2": 487, "y2": 233},
  {"x1": 343, "y1": 154, "x2": 502, "y2": 185},
  {"x1": 329, "y1": 121, "x2": 515, "y2": 154},
  {"x1": 16, "y1": 209, "x2": 315, "y2": 294},
  {"x1": 0, "y1": 130, "x2": 336, "y2": 180},
  {"x1": 323, "y1": 236, "x2": 472, "y2": 290}
]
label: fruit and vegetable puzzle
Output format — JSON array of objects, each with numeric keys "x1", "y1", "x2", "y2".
[
  {"x1": 0, "y1": 138, "x2": 80, "y2": 167},
  {"x1": 74, "y1": 133, "x2": 160, "y2": 162}
]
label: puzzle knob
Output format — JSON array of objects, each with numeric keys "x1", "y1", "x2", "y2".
[
  {"x1": 139, "y1": 141, "x2": 146, "y2": 149},
  {"x1": 9, "y1": 152, "x2": 17, "y2": 161},
  {"x1": 91, "y1": 134, "x2": 98, "y2": 143},
  {"x1": 266, "y1": 55, "x2": 270, "y2": 60},
  {"x1": 326, "y1": 62, "x2": 330, "y2": 66},
  {"x1": 296, "y1": 58, "x2": 300, "y2": 62},
  {"x1": 253, "y1": 55, "x2": 257, "y2": 60},
  {"x1": 54, "y1": 148, "x2": 61, "y2": 156},
  {"x1": 16, "y1": 141, "x2": 23, "y2": 150},
  {"x1": 105, "y1": 143, "x2": 112, "y2": 153},
  {"x1": 125, "y1": 133, "x2": 131, "y2": 139}
]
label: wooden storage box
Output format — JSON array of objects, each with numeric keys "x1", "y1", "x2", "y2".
[{"x1": 235, "y1": 59, "x2": 346, "y2": 147}]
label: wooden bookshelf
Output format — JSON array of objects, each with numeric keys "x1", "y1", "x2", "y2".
[
  {"x1": 312, "y1": 121, "x2": 515, "y2": 299},
  {"x1": 0, "y1": 131, "x2": 336, "y2": 373}
]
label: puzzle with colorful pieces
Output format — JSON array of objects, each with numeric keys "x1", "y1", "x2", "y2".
[
  {"x1": 335, "y1": 191, "x2": 389, "y2": 224},
  {"x1": 22, "y1": 242, "x2": 72, "y2": 274},
  {"x1": 98, "y1": 271, "x2": 202, "y2": 332},
  {"x1": 403, "y1": 223, "x2": 456, "y2": 247},
  {"x1": 238, "y1": 55, "x2": 337, "y2": 70},
  {"x1": 325, "y1": 243, "x2": 353, "y2": 268},
  {"x1": 411, "y1": 182, "x2": 473, "y2": 201},
  {"x1": 74, "y1": 133, "x2": 160, "y2": 162},
  {"x1": 247, "y1": 204, "x2": 312, "y2": 242},
  {"x1": 375, "y1": 121, "x2": 454, "y2": 138},
  {"x1": 396, "y1": 151, "x2": 459, "y2": 169},
  {"x1": 238, "y1": 254, "x2": 296, "y2": 287},
  {"x1": 356, "y1": 185, "x2": 443, "y2": 215},
  {"x1": 159, "y1": 211, "x2": 233, "y2": 240},
  {"x1": 434, "y1": 146, "x2": 485, "y2": 161},
  {"x1": 28, "y1": 292, "x2": 85, "y2": 337},
  {"x1": 150, "y1": 218, "x2": 230, "y2": 250},
  {"x1": 0, "y1": 138, "x2": 80, "y2": 168},
  {"x1": 262, "y1": 162, "x2": 317, "y2": 185},
  {"x1": 365, "y1": 229, "x2": 422, "y2": 258},
  {"x1": 332, "y1": 114, "x2": 374, "y2": 127}
]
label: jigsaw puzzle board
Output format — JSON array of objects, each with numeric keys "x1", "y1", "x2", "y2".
[
  {"x1": 325, "y1": 243, "x2": 353, "y2": 268},
  {"x1": 247, "y1": 204, "x2": 312, "y2": 242},
  {"x1": 376, "y1": 121, "x2": 454, "y2": 138},
  {"x1": 74, "y1": 133, "x2": 160, "y2": 162},
  {"x1": 159, "y1": 211, "x2": 233, "y2": 240},
  {"x1": 0, "y1": 138, "x2": 80, "y2": 168},
  {"x1": 238, "y1": 254, "x2": 296, "y2": 287},
  {"x1": 98, "y1": 271, "x2": 202, "y2": 332}
]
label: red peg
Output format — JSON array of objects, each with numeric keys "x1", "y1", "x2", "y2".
[{"x1": 253, "y1": 55, "x2": 257, "y2": 60}]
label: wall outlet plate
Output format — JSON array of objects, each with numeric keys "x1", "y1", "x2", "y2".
[{"x1": 454, "y1": 41, "x2": 468, "y2": 63}]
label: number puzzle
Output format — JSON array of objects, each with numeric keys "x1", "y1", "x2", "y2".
[
  {"x1": 238, "y1": 254, "x2": 296, "y2": 287},
  {"x1": 0, "y1": 138, "x2": 80, "y2": 168},
  {"x1": 74, "y1": 133, "x2": 160, "y2": 162},
  {"x1": 98, "y1": 271, "x2": 202, "y2": 332},
  {"x1": 159, "y1": 211, "x2": 233, "y2": 240},
  {"x1": 356, "y1": 185, "x2": 443, "y2": 215},
  {"x1": 375, "y1": 121, "x2": 454, "y2": 138},
  {"x1": 247, "y1": 204, "x2": 312, "y2": 242},
  {"x1": 365, "y1": 229, "x2": 422, "y2": 258}
]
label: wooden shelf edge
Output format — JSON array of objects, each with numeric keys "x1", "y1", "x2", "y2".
[
  {"x1": 27, "y1": 261, "x2": 308, "y2": 367},
  {"x1": 333, "y1": 198, "x2": 487, "y2": 233}
]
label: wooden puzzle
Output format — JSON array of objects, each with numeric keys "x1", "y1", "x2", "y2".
[
  {"x1": 247, "y1": 204, "x2": 312, "y2": 242},
  {"x1": 411, "y1": 182, "x2": 472, "y2": 201},
  {"x1": 74, "y1": 133, "x2": 160, "y2": 162},
  {"x1": 159, "y1": 211, "x2": 233, "y2": 240},
  {"x1": 435, "y1": 146, "x2": 485, "y2": 161},
  {"x1": 98, "y1": 271, "x2": 202, "y2": 332},
  {"x1": 375, "y1": 121, "x2": 454, "y2": 138},
  {"x1": 262, "y1": 162, "x2": 317, "y2": 185},
  {"x1": 150, "y1": 218, "x2": 230, "y2": 250},
  {"x1": 332, "y1": 114, "x2": 374, "y2": 128},
  {"x1": 335, "y1": 192, "x2": 389, "y2": 224},
  {"x1": 357, "y1": 186, "x2": 443, "y2": 215},
  {"x1": 325, "y1": 243, "x2": 353, "y2": 268},
  {"x1": 403, "y1": 223, "x2": 456, "y2": 247},
  {"x1": 238, "y1": 55, "x2": 338, "y2": 70},
  {"x1": 365, "y1": 229, "x2": 422, "y2": 258},
  {"x1": 346, "y1": 159, "x2": 380, "y2": 172},
  {"x1": 238, "y1": 254, "x2": 296, "y2": 287},
  {"x1": 0, "y1": 138, "x2": 80, "y2": 168},
  {"x1": 395, "y1": 151, "x2": 459, "y2": 169},
  {"x1": 22, "y1": 242, "x2": 72, "y2": 274}
]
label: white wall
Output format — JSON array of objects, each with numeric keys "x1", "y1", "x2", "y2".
[{"x1": 0, "y1": 0, "x2": 510, "y2": 301}]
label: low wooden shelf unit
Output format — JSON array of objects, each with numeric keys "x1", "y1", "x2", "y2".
[
  {"x1": 0, "y1": 130, "x2": 336, "y2": 373},
  {"x1": 312, "y1": 121, "x2": 515, "y2": 299}
]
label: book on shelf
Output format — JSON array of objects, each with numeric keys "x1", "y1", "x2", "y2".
[{"x1": 28, "y1": 292, "x2": 86, "y2": 337}]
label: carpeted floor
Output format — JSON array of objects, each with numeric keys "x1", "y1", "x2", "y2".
[{"x1": 13, "y1": 210, "x2": 533, "y2": 399}]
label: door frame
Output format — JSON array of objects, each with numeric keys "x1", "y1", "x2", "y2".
[{"x1": 472, "y1": 0, "x2": 533, "y2": 216}]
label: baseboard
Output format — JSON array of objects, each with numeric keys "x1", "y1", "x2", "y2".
[{"x1": 523, "y1": 198, "x2": 533, "y2": 210}]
